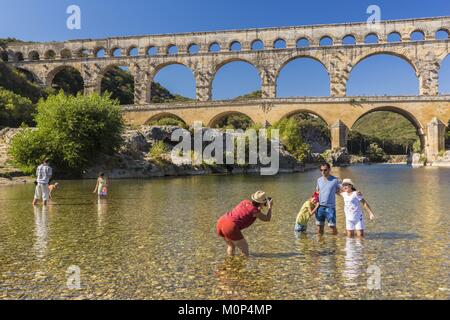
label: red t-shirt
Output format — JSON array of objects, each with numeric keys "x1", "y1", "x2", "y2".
[{"x1": 224, "y1": 199, "x2": 260, "y2": 230}]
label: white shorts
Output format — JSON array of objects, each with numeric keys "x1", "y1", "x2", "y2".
[
  {"x1": 34, "y1": 183, "x2": 50, "y2": 201},
  {"x1": 346, "y1": 217, "x2": 365, "y2": 231}
]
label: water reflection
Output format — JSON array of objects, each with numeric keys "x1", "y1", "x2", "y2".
[
  {"x1": 0, "y1": 165, "x2": 449, "y2": 299},
  {"x1": 97, "y1": 198, "x2": 108, "y2": 229},
  {"x1": 343, "y1": 238, "x2": 364, "y2": 287},
  {"x1": 33, "y1": 206, "x2": 48, "y2": 259}
]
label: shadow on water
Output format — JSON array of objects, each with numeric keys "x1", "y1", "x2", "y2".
[
  {"x1": 366, "y1": 232, "x2": 420, "y2": 240},
  {"x1": 251, "y1": 252, "x2": 301, "y2": 258}
]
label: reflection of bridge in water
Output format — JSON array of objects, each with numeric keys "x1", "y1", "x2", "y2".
[{"x1": 3, "y1": 16, "x2": 450, "y2": 161}]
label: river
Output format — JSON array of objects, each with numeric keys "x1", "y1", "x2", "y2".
[{"x1": 0, "y1": 164, "x2": 449, "y2": 299}]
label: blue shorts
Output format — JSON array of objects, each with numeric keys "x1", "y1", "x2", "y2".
[
  {"x1": 316, "y1": 206, "x2": 336, "y2": 227},
  {"x1": 294, "y1": 223, "x2": 307, "y2": 232}
]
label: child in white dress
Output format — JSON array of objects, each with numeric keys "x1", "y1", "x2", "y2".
[{"x1": 340, "y1": 179, "x2": 375, "y2": 238}]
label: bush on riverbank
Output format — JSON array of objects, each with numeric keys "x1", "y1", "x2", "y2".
[
  {"x1": 272, "y1": 118, "x2": 310, "y2": 162},
  {"x1": 9, "y1": 92, "x2": 124, "y2": 176},
  {"x1": 149, "y1": 140, "x2": 169, "y2": 164},
  {"x1": 366, "y1": 142, "x2": 387, "y2": 162}
]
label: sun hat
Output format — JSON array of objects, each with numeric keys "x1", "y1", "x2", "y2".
[
  {"x1": 342, "y1": 178, "x2": 355, "y2": 186},
  {"x1": 251, "y1": 190, "x2": 268, "y2": 204}
]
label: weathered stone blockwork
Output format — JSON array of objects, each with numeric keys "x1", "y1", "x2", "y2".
[{"x1": 2, "y1": 17, "x2": 450, "y2": 162}]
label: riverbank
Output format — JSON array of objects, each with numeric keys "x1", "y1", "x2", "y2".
[{"x1": 1, "y1": 126, "x2": 449, "y2": 186}]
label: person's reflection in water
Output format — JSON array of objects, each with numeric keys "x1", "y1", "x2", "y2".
[
  {"x1": 214, "y1": 257, "x2": 248, "y2": 299},
  {"x1": 33, "y1": 206, "x2": 48, "y2": 259},
  {"x1": 97, "y1": 198, "x2": 108, "y2": 229},
  {"x1": 343, "y1": 237, "x2": 364, "y2": 287},
  {"x1": 214, "y1": 256, "x2": 274, "y2": 299}
]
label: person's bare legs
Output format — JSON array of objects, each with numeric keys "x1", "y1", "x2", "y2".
[
  {"x1": 233, "y1": 239, "x2": 249, "y2": 257},
  {"x1": 355, "y1": 230, "x2": 364, "y2": 238},
  {"x1": 225, "y1": 240, "x2": 235, "y2": 256},
  {"x1": 330, "y1": 226, "x2": 338, "y2": 235},
  {"x1": 346, "y1": 230, "x2": 355, "y2": 238},
  {"x1": 32, "y1": 198, "x2": 38, "y2": 206},
  {"x1": 316, "y1": 224, "x2": 324, "y2": 235}
]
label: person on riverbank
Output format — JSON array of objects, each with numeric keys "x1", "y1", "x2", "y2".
[
  {"x1": 93, "y1": 173, "x2": 108, "y2": 198},
  {"x1": 216, "y1": 191, "x2": 273, "y2": 257},
  {"x1": 32, "y1": 159, "x2": 52, "y2": 206},
  {"x1": 294, "y1": 192, "x2": 319, "y2": 235},
  {"x1": 316, "y1": 163, "x2": 341, "y2": 235},
  {"x1": 339, "y1": 179, "x2": 375, "y2": 238}
]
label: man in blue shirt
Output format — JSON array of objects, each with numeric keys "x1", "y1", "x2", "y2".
[{"x1": 316, "y1": 162, "x2": 341, "y2": 235}]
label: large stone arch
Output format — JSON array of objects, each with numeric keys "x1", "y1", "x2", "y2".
[
  {"x1": 149, "y1": 61, "x2": 197, "y2": 103},
  {"x1": 276, "y1": 109, "x2": 331, "y2": 127},
  {"x1": 349, "y1": 105, "x2": 424, "y2": 132},
  {"x1": 96, "y1": 61, "x2": 134, "y2": 91},
  {"x1": 150, "y1": 60, "x2": 196, "y2": 79},
  {"x1": 349, "y1": 105, "x2": 425, "y2": 151},
  {"x1": 15, "y1": 67, "x2": 41, "y2": 84},
  {"x1": 212, "y1": 57, "x2": 261, "y2": 78},
  {"x1": 275, "y1": 55, "x2": 331, "y2": 97},
  {"x1": 45, "y1": 64, "x2": 83, "y2": 87},
  {"x1": 276, "y1": 54, "x2": 330, "y2": 80},
  {"x1": 145, "y1": 112, "x2": 187, "y2": 125},
  {"x1": 206, "y1": 110, "x2": 257, "y2": 128},
  {"x1": 211, "y1": 58, "x2": 262, "y2": 100},
  {"x1": 349, "y1": 50, "x2": 419, "y2": 75}
]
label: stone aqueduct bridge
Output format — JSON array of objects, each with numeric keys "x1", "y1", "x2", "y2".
[{"x1": 4, "y1": 16, "x2": 450, "y2": 161}]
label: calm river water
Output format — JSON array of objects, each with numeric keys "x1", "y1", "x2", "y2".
[{"x1": 0, "y1": 165, "x2": 449, "y2": 299}]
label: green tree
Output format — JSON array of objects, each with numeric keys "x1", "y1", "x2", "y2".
[
  {"x1": 214, "y1": 114, "x2": 253, "y2": 130},
  {"x1": 272, "y1": 118, "x2": 310, "y2": 162},
  {"x1": 52, "y1": 68, "x2": 84, "y2": 96},
  {"x1": 0, "y1": 62, "x2": 50, "y2": 103},
  {"x1": 366, "y1": 143, "x2": 386, "y2": 162},
  {"x1": 149, "y1": 140, "x2": 169, "y2": 163},
  {"x1": 101, "y1": 67, "x2": 134, "y2": 105},
  {"x1": 0, "y1": 88, "x2": 35, "y2": 127},
  {"x1": 148, "y1": 116, "x2": 188, "y2": 128},
  {"x1": 10, "y1": 92, "x2": 124, "y2": 175}
]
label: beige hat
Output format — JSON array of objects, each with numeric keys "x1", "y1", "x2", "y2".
[
  {"x1": 342, "y1": 178, "x2": 355, "y2": 186},
  {"x1": 251, "y1": 190, "x2": 268, "y2": 204}
]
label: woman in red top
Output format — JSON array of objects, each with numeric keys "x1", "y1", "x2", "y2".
[{"x1": 216, "y1": 190, "x2": 273, "y2": 257}]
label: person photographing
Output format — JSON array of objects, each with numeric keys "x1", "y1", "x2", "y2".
[{"x1": 216, "y1": 191, "x2": 273, "y2": 257}]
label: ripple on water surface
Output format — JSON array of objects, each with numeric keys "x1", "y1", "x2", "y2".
[{"x1": 0, "y1": 165, "x2": 449, "y2": 299}]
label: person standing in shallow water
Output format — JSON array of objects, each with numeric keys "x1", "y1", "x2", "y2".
[
  {"x1": 32, "y1": 159, "x2": 52, "y2": 206},
  {"x1": 93, "y1": 173, "x2": 108, "y2": 198},
  {"x1": 216, "y1": 191, "x2": 273, "y2": 257},
  {"x1": 316, "y1": 163, "x2": 341, "y2": 235},
  {"x1": 339, "y1": 178, "x2": 375, "y2": 238}
]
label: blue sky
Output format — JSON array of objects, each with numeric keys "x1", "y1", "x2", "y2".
[{"x1": 1, "y1": 0, "x2": 449, "y2": 97}]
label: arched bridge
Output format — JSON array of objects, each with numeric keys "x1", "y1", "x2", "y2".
[{"x1": 3, "y1": 16, "x2": 450, "y2": 161}]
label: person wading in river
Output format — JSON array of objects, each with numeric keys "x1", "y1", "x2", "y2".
[
  {"x1": 316, "y1": 163, "x2": 342, "y2": 235},
  {"x1": 216, "y1": 191, "x2": 273, "y2": 257},
  {"x1": 32, "y1": 159, "x2": 53, "y2": 206}
]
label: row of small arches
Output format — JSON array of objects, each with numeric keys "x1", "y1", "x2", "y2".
[{"x1": 3, "y1": 28, "x2": 449, "y2": 62}]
